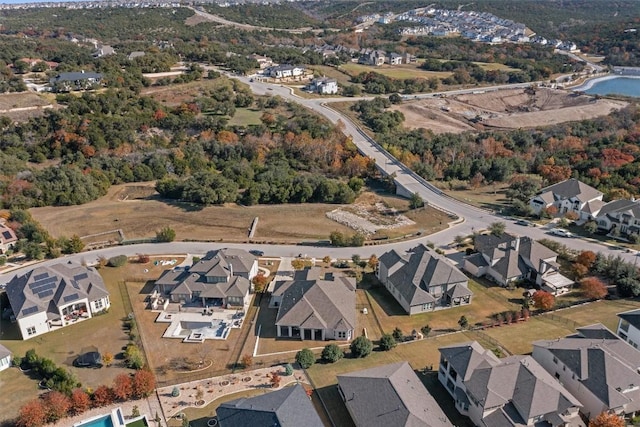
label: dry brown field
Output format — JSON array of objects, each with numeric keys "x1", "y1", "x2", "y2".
[
  {"x1": 29, "y1": 183, "x2": 450, "y2": 244},
  {"x1": 393, "y1": 88, "x2": 628, "y2": 134}
]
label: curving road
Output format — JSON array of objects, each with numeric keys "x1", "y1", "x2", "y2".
[{"x1": 0, "y1": 78, "x2": 636, "y2": 283}]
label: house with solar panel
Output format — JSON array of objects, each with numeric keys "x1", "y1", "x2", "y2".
[
  {"x1": 5, "y1": 262, "x2": 110, "y2": 340},
  {"x1": 0, "y1": 221, "x2": 17, "y2": 254}
]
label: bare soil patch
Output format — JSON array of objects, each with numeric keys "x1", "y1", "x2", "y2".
[
  {"x1": 394, "y1": 88, "x2": 628, "y2": 134},
  {"x1": 30, "y1": 183, "x2": 448, "y2": 244},
  {"x1": 0, "y1": 92, "x2": 49, "y2": 110}
]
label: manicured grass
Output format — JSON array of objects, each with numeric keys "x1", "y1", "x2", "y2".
[
  {"x1": 227, "y1": 108, "x2": 263, "y2": 126},
  {"x1": 437, "y1": 182, "x2": 511, "y2": 212},
  {"x1": 339, "y1": 62, "x2": 451, "y2": 80},
  {"x1": 548, "y1": 299, "x2": 640, "y2": 333},
  {"x1": 481, "y1": 317, "x2": 574, "y2": 355},
  {"x1": 308, "y1": 65, "x2": 355, "y2": 86}
]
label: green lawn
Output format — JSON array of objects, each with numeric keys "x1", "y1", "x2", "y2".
[
  {"x1": 227, "y1": 108, "x2": 263, "y2": 126},
  {"x1": 309, "y1": 65, "x2": 354, "y2": 86},
  {"x1": 339, "y1": 63, "x2": 451, "y2": 80}
]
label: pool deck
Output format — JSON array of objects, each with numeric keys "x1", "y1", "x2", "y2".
[{"x1": 157, "y1": 306, "x2": 247, "y2": 342}]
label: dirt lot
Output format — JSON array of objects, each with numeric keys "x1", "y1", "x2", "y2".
[
  {"x1": 30, "y1": 183, "x2": 449, "y2": 244},
  {"x1": 394, "y1": 88, "x2": 628, "y2": 134}
]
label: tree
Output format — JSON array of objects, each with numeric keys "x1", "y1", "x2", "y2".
[
  {"x1": 252, "y1": 272, "x2": 269, "y2": 293},
  {"x1": 488, "y1": 221, "x2": 506, "y2": 236},
  {"x1": 17, "y1": 399, "x2": 47, "y2": 427},
  {"x1": 43, "y1": 391, "x2": 71, "y2": 422},
  {"x1": 421, "y1": 325, "x2": 432, "y2": 336},
  {"x1": 70, "y1": 388, "x2": 91, "y2": 414},
  {"x1": 102, "y1": 352, "x2": 114, "y2": 367},
  {"x1": 113, "y1": 374, "x2": 133, "y2": 401},
  {"x1": 458, "y1": 316, "x2": 469, "y2": 330},
  {"x1": 392, "y1": 327, "x2": 404, "y2": 342},
  {"x1": 136, "y1": 254, "x2": 150, "y2": 264},
  {"x1": 367, "y1": 255, "x2": 379, "y2": 269},
  {"x1": 65, "y1": 235, "x2": 85, "y2": 254},
  {"x1": 156, "y1": 226, "x2": 176, "y2": 242},
  {"x1": 584, "y1": 221, "x2": 598, "y2": 235},
  {"x1": 329, "y1": 231, "x2": 346, "y2": 247},
  {"x1": 453, "y1": 235, "x2": 466, "y2": 247},
  {"x1": 321, "y1": 344, "x2": 344, "y2": 363},
  {"x1": 296, "y1": 348, "x2": 315, "y2": 369},
  {"x1": 379, "y1": 333, "x2": 397, "y2": 351},
  {"x1": 269, "y1": 371, "x2": 281, "y2": 388},
  {"x1": 581, "y1": 277, "x2": 608, "y2": 300},
  {"x1": 92, "y1": 385, "x2": 114, "y2": 407},
  {"x1": 350, "y1": 336, "x2": 373, "y2": 358},
  {"x1": 409, "y1": 192, "x2": 425, "y2": 209},
  {"x1": 241, "y1": 354, "x2": 253, "y2": 369},
  {"x1": 132, "y1": 370, "x2": 156, "y2": 398},
  {"x1": 322, "y1": 255, "x2": 331, "y2": 264},
  {"x1": 532, "y1": 290, "x2": 555, "y2": 311},
  {"x1": 291, "y1": 259, "x2": 305, "y2": 270},
  {"x1": 589, "y1": 412, "x2": 625, "y2": 427},
  {"x1": 107, "y1": 255, "x2": 128, "y2": 267},
  {"x1": 576, "y1": 251, "x2": 597, "y2": 269},
  {"x1": 351, "y1": 254, "x2": 362, "y2": 266}
]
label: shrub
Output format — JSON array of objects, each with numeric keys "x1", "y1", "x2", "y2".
[
  {"x1": 295, "y1": 348, "x2": 315, "y2": 369},
  {"x1": 392, "y1": 327, "x2": 404, "y2": 342},
  {"x1": 379, "y1": 333, "x2": 397, "y2": 351},
  {"x1": 321, "y1": 344, "x2": 344, "y2": 363},
  {"x1": 284, "y1": 363, "x2": 294, "y2": 376},
  {"x1": 458, "y1": 315, "x2": 469, "y2": 329},
  {"x1": 350, "y1": 336, "x2": 373, "y2": 358},
  {"x1": 156, "y1": 226, "x2": 176, "y2": 242},
  {"x1": 420, "y1": 325, "x2": 432, "y2": 336},
  {"x1": 241, "y1": 354, "x2": 253, "y2": 369},
  {"x1": 124, "y1": 344, "x2": 144, "y2": 370},
  {"x1": 107, "y1": 255, "x2": 128, "y2": 267}
]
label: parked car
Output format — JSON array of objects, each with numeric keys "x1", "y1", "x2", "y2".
[
  {"x1": 73, "y1": 351, "x2": 102, "y2": 368},
  {"x1": 515, "y1": 219, "x2": 533, "y2": 227},
  {"x1": 549, "y1": 228, "x2": 572, "y2": 238},
  {"x1": 249, "y1": 250, "x2": 264, "y2": 257}
]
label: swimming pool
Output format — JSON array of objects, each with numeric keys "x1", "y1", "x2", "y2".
[{"x1": 76, "y1": 415, "x2": 113, "y2": 427}]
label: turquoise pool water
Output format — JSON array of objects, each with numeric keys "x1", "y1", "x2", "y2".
[{"x1": 77, "y1": 415, "x2": 114, "y2": 427}]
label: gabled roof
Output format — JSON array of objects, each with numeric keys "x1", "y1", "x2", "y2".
[
  {"x1": 465, "y1": 354, "x2": 581, "y2": 423},
  {"x1": 538, "y1": 178, "x2": 602, "y2": 203},
  {"x1": 217, "y1": 384, "x2": 323, "y2": 427},
  {"x1": 337, "y1": 362, "x2": 452, "y2": 427},
  {"x1": 533, "y1": 324, "x2": 640, "y2": 412},
  {"x1": 50, "y1": 72, "x2": 103, "y2": 84},
  {"x1": 0, "y1": 222, "x2": 17, "y2": 245},
  {"x1": 274, "y1": 271, "x2": 355, "y2": 331},
  {"x1": 439, "y1": 341, "x2": 500, "y2": 382},
  {"x1": 618, "y1": 308, "x2": 640, "y2": 331},
  {"x1": 6, "y1": 263, "x2": 108, "y2": 320},
  {"x1": 0, "y1": 343, "x2": 11, "y2": 360},
  {"x1": 381, "y1": 245, "x2": 470, "y2": 307},
  {"x1": 190, "y1": 249, "x2": 256, "y2": 277}
]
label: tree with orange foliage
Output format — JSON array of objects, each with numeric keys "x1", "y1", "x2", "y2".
[
  {"x1": 70, "y1": 388, "x2": 91, "y2": 415},
  {"x1": 532, "y1": 290, "x2": 555, "y2": 311},
  {"x1": 16, "y1": 399, "x2": 47, "y2": 427},
  {"x1": 589, "y1": 411, "x2": 625, "y2": 427},
  {"x1": 92, "y1": 385, "x2": 114, "y2": 407},
  {"x1": 42, "y1": 391, "x2": 71, "y2": 422},
  {"x1": 113, "y1": 374, "x2": 133, "y2": 401},
  {"x1": 132, "y1": 369, "x2": 156, "y2": 398},
  {"x1": 572, "y1": 263, "x2": 589, "y2": 279},
  {"x1": 581, "y1": 277, "x2": 608, "y2": 300},
  {"x1": 253, "y1": 272, "x2": 269, "y2": 293},
  {"x1": 269, "y1": 371, "x2": 281, "y2": 388},
  {"x1": 576, "y1": 251, "x2": 597, "y2": 269}
]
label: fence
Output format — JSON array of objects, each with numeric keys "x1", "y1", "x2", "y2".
[
  {"x1": 467, "y1": 329, "x2": 512, "y2": 356},
  {"x1": 540, "y1": 312, "x2": 579, "y2": 331}
]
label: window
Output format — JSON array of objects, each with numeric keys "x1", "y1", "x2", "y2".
[
  {"x1": 337, "y1": 331, "x2": 347, "y2": 339},
  {"x1": 95, "y1": 299, "x2": 103, "y2": 310},
  {"x1": 27, "y1": 326, "x2": 36, "y2": 336}
]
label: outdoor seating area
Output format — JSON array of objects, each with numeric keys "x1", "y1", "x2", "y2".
[{"x1": 156, "y1": 309, "x2": 244, "y2": 342}]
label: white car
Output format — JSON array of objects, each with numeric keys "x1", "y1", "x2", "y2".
[{"x1": 550, "y1": 228, "x2": 572, "y2": 238}]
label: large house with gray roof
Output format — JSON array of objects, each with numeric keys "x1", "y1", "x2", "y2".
[
  {"x1": 377, "y1": 244, "x2": 472, "y2": 315},
  {"x1": 217, "y1": 383, "x2": 323, "y2": 427},
  {"x1": 529, "y1": 178, "x2": 604, "y2": 220},
  {"x1": 49, "y1": 71, "x2": 103, "y2": 92},
  {"x1": 270, "y1": 267, "x2": 356, "y2": 341},
  {"x1": 464, "y1": 233, "x2": 573, "y2": 295},
  {"x1": 155, "y1": 249, "x2": 257, "y2": 308},
  {"x1": 439, "y1": 341, "x2": 584, "y2": 426},
  {"x1": 5, "y1": 263, "x2": 110, "y2": 340},
  {"x1": 338, "y1": 361, "x2": 452, "y2": 427},
  {"x1": 617, "y1": 308, "x2": 640, "y2": 349},
  {"x1": 595, "y1": 199, "x2": 640, "y2": 238},
  {"x1": 533, "y1": 324, "x2": 640, "y2": 420}
]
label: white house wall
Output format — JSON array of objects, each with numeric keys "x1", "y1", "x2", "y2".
[
  {"x1": 0, "y1": 355, "x2": 10, "y2": 371},
  {"x1": 18, "y1": 311, "x2": 49, "y2": 340}
]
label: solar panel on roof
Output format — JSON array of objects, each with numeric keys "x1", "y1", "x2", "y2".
[
  {"x1": 73, "y1": 273, "x2": 88, "y2": 281},
  {"x1": 22, "y1": 306, "x2": 39, "y2": 316},
  {"x1": 31, "y1": 282, "x2": 57, "y2": 294},
  {"x1": 2, "y1": 231, "x2": 12, "y2": 239},
  {"x1": 33, "y1": 273, "x2": 49, "y2": 281},
  {"x1": 38, "y1": 289, "x2": 54, "y2": 299},
  {"x1": 63, "y1": 293, "x2": 79, "y2": 303}
]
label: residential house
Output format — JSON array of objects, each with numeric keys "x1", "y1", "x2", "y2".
[
  {"x1": 49, "y1": 71, "x2": 103, "y2": 92},
  {"x1": 217, "y1": 384, "x2": 324, "y2": 427},
  {"x1": 464, "y1": 233, "x2": 574, "y2": 295},
  {"x1": 338, "y1": 361, "x2": 452, "y2": 427},
  {"x1": 248, "y1": 54, "x2": 274, "y2": 69},
  {"x1": 155, "y1": 249, "x2": 257, "y2": 308},
  {"x1": 0, "y1": 344, "x2": 11, "y2": 372},
  {"x1": 617, "y1": 308, "x2": 640, "y2": 348},
  {"x1": 270, "y1": 267, "x2": 355, "y2": 341},
  {"x1": 265, "y1": 64, "x2": 306, "y2": 79},
  {"x1": 0, "y1": 221, "x2": 17, "y2": 254},
  {"x1": 359, "y1": 50, "x2": 386, "y2": 66},
  {"x1": 529, "y1": 178, "x2": 604, "y2": 220},
  {"x1": 5, "y1": 263, "x2": 110, "y2": 340},
  {"x1": 307, "y1": 77, "x2": 338, "y2": 94},
  {"x1": 388, "y1": 52, "x2": 403, "y2": 65},
  {"x1": 93, "y1": 44, "x2": 115, "y2": 58},
  {"x1": 378, "y1": 244, "x2": 472, "y2": 315},
  {"x1": 533, "y1": 324, "x2": 640, "y2": 420},
  {"x1": 595, "y1": 199, "x2": 640, "y2": 238},
  {"x1": 438, "y1": 341, "x2": 583, "y2": 426}
]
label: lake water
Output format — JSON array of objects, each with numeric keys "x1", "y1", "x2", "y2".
[{"x1": 583, "y1": 76, "x2": 640, "y2": 97}]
